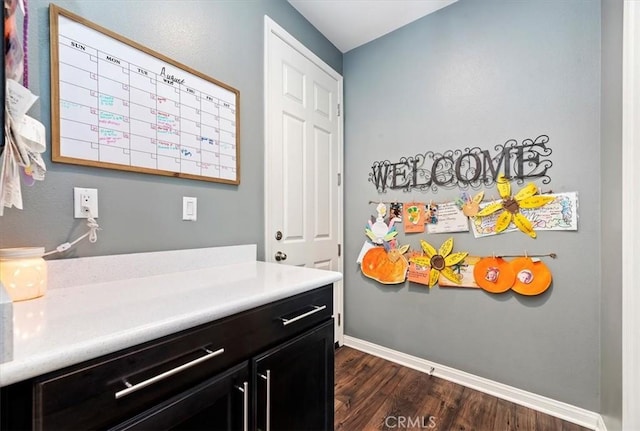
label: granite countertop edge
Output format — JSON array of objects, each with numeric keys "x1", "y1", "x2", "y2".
[{"x1": 0, "y1": 261, "x2": 342, "y2": 387}]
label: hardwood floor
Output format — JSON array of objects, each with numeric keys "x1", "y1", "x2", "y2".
[{"x1": 335, "y1": 346, "x2": 591, "y2": 431}]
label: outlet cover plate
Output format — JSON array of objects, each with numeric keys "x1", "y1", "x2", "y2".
[{"x1": 74, "y1": 187, "x2": 99, "y2": 218}]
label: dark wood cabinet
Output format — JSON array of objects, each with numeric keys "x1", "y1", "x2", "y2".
[
  {"x1": 0, "y1": 284, "x2": 334, "y2": 431},
  {"x1": 253, "y1": 320, "x2": 334, "y2": 431},
  {"x1": 111, "y1": 361, "x2": 250, "y2": 431},
  {"x1": 109, "y1": 321, "x2": 335, "y2": 431}
]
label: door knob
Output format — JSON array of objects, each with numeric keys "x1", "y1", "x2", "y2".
[{"x1": 275, "y1": 251, "x2": 287, "y2": 261}]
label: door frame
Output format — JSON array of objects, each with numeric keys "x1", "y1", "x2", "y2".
[
  {"x1": 622, "y1": 1, "x2": 640, "y2": 429},
  {"x1": 263, "y1": 16, "x2": 344, "y2": 345}
]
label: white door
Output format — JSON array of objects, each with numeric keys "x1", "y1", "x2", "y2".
[{"x1": 264, "y1": 16, "x2": 344, "y2": 345}]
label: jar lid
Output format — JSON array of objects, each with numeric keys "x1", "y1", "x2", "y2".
[{"x1": 0, "y1": 247, "x2": 45, "y2": 259}]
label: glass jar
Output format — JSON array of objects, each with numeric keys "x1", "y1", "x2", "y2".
[{"x1": 0, "y1": 247, "x2": 47, "y2": 301}]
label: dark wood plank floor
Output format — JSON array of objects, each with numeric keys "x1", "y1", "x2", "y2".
[{"x1": 335, "y1": 346, "x2": 591, "y2": 431}]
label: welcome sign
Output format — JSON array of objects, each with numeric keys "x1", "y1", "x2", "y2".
[{"x1": 369, "y1": 135, "x2": 553, "y2": 193}]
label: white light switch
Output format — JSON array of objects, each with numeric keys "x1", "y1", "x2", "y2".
[{"x1": 182, "y1": 197, "x2": 197, "y2": 221}]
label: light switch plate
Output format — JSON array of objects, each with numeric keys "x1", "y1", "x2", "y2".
[{"x1": 183, "y1": 197, "x2": 197, "y2": 221}]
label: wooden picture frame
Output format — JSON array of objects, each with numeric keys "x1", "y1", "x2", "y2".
[{"x1": 49, "y1": 5, "x2": 240, "y2": 184}]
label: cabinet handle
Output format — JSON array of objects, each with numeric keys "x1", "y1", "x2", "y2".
[
  {"x1": 236, "y1": 381, "x2": 249, "y2": 431},
  {"x1": 280, "y1": 305, "x2": 327, "y2": 326},
  {"x1": 259, "y1": 370, "x2": 271, "y2": 431},
  {"x1": 115, "y1": 347, "x2": 225, "y2": 399}
]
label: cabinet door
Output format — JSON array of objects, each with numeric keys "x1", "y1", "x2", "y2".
[
  {"x1": 111, "y1": 362, "x2": 250, "y2": 431},
  {"x1": 253, "y1": 320, "x2": 334, "y2": 431}
]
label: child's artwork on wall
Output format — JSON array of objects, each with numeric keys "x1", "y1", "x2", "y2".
[
  {"x1": 361, "y1": 243, "x2": 410, "y2": 284},
  {"x1": 365, "y1": 202, "x2": 398, "y2": 245},
  {"x1": 466, "y1": 254, "x2": 554, "y2": 295},
  {"x1": 473, "y1": 256, "x2": 516, "y2": 293},
  {"x1": 474, "y1": 175, "x2": 555, "y2": 238},
  {"x1": 407, "y1": 253, "x2": 431, "y2": 286},
  {"x1": 526, "y1": 192, "x2": 578, "y2": 231},
  {"x1": 472, "y1": 192, "x2": 579, "y2": 238},
  {"x1": 389, "y1": 202, "x2": 403, "y2": 224},
  {"x1": 438, "y1": 255, "x2": 481, "y2": 288},
  {"x1": 509, "y1": 257, "x2": 553, "y2": 296},
  {"x1": 426, "y1": 202, "x2": 438, "y2": 225},
  {"x1": 456, "y1": 191, "x2": 484, "y2": 217},
  {"x1": 409, "y1": 238, "x2": 468, "y2": 288},
  {"x1": 426, "y1": 201, "x2": 469, "y2": 234},
  {"x1": 360, "y1": 134, "x2": 567, "y2": 296},
  {"x1": 356, "y1": 241, "x2": 376, "y2": 264},
  {"x1": 403, "y1": 202, "x2": 425, "y2": 233}
]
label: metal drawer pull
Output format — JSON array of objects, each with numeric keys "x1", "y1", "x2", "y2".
[
  {"x1": 115, "y1": 347, "x2": 225, "y2": 399},
  {"x1": 280, "y1": 305, "x2": 327, "y2": 326},
  {"x1": 259, "y1": 370, "x2": 271, "y2": 431},
  {"x1": 236, "y1": 381, "x2": 249, "y2": 431}
]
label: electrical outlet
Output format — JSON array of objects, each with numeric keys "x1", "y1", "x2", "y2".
[{"x1": 74, "y1": 187, "x2": 99, "y2": 218}]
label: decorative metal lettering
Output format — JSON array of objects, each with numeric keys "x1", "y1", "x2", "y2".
[{"x1": 369, "y1": 135, "x2": 552, "y2": 193}]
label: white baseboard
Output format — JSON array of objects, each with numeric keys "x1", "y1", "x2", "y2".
[
  {"x1": 596, "y1": 415, "x2": 609, "y2": 431},
  {"x1": 343, "y1": 336, "x2": 604, "y2": 431}
]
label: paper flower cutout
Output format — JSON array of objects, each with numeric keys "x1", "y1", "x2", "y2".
[
  {"x1": 366, "y1": 223, "x2": 398, "y2": 245},
  {"x1": 476, "y1": 175, "x2": 554, "y2": 238},
  {"x1": 410, "y1": 237, "x2": 468, "y2": 287},
  {"x1": 366, "y1": 203, "x2": 398, "y2": 244}
]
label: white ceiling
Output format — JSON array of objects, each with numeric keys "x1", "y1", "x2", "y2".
[{"x1": 287, "y1": 0, "x2": 458, "y2": 53}]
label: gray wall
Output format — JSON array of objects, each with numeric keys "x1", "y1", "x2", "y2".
[
  {"x1": 0, "y1": 0, "x2": 342, "y2": 260},
  {"x1": 343, "y1": 0, "x2": 601, "y2": 411},
  {"x1": 2, "y1": 0, "x2": 623, "y2": 419},
  {"x1": 600, "y1": 0, "x2": 623, "y2": 428}
]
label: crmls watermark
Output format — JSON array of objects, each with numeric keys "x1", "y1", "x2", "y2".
[{"x1": 384, "y1": 415, "x2": 437, "y2": 429}]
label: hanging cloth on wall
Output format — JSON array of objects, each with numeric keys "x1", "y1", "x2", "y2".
[{"x1": 2, "y1": 0, "x2": 47, "y2": 216}]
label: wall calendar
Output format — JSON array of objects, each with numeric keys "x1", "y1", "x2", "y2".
[{"x1": 49, "y1": 5, "x2": 240, "y2": 184}]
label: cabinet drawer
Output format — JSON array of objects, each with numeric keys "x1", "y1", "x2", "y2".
[
  {"x1": 34, "y1": 317, "x2": 241, "y2": 430},
  {"x1": 32, "y1": 284, "x2": 333, "y2": 430},
  {"x1": 240, "y1": 284, "x2": 334, "y2": 352},
  {"x1": 109, "y1": 361, "x2": 249, "y2": 431}
]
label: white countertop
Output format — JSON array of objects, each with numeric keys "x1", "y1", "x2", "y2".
[{"x1": 0, "y1": 259, "x2": 341, "y2": 387}]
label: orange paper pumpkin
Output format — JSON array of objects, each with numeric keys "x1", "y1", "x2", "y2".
[
  {"x1": 473, "y1": 256, "x2": 516, "y2": 293},
  {"x1": 361, "y1": 244, "x2": 410, "y2": 284},
  {"x1": 510, "y1": 257, "x2": 552, "y2": 295}
]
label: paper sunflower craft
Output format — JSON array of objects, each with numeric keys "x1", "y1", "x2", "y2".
[
  {"x1": 476, "y1": 175, "x2": 554, "y2": 238},
  {"x1": 409, "y1": 237, "x2": 468, "y2": 288}
]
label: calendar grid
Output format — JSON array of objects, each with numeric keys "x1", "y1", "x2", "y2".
[{"x1": 51, "y1": 6, "x2": 240, "y2": 184}]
